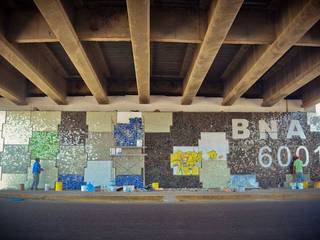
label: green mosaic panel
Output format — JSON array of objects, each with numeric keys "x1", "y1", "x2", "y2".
[
  {"x1": 31, "y1": 111, "x2": 61, "y2": 131},
  {"x1": 86, "y1": 132, "x2": 114, "y2": 161},
  {"x1": 0, "y1": 173, "x2": 27, "y2": 190},
  {"x1": 3, "y1": 111, "x2": 32, "y2": 145},
  {"x1": 200, "y1": 160, "x2": 231, "y2": 188},
  {"x1": 57, "y1": 145, "x2": 87, "y2": 175},
  {"x1": 86, "y1": 112, "x2": 115, "y2": 132},
  {"x1": 0, "y1": 145, "x2": 31, "y2": 174},
  {"x1": 29, "y1": 131, "x2": 59, "y2": 160},
  {"x1": 26, "y1": 160, "x2": 58, "y2": 189},
  {"x1": 114, "y1": 148, "x2": 144, "y2": 175}
]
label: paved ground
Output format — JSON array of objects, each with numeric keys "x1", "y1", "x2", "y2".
[{"x1": 0, "y1": 199, "x2": 319, "y2": 240}]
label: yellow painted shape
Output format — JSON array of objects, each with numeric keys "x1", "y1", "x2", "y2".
[{"x1": 170, "y1": 150, "x2": 202, "y2": 176}]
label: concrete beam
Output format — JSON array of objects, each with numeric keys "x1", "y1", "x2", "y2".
[
  {"x1": 7, "y1": 7, "x2": 320, "y2": 47},
  {"x1": 222, "y1": 0, "x2": 320, "y2": 106},
  {"x1": 126, "y1": 0, "x2": 150, "y2": 104},
  {"x1": 302, "y1": 77, "x2": 320, "y2": 108},
  {"x1": 34, "y1": 0, "x2": 109, "y2": 104},
  {"x1": 0, "y1": 62, "x2": 26, "y2": 105},
  {"x1": 0, "y1": 35, "x2": 66, "y2": 104},
  {"x1": 263, "y1": 48, "x2": 320, "y2": 107},
  {"x1": 181, "y1": 0, "x2": 243, "y2": 105}
]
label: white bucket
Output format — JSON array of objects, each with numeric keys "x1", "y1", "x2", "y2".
[
  {"x1": 81, "y1": 185, "x2": 87, "y2": 192},
  {"x1": 44, "y1": 184, "x2": 50, "y2": 192}
]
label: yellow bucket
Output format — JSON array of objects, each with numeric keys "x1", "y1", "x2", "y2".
[
  {"x1": 55, "y1": 181, "x2": 63, "y2": 191},
  {"x1": 314, "y1": 181, "x2": 320, "y2": 189},
  {"x1": 152, "y1": 182, "x2": 159, "y2": 190},
  {"x1": 303, "y1": 181, "x2": 308, "y2": 189}
]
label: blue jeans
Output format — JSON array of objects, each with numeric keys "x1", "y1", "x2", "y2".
[
  {"x1": 31, "y1": 173, "x2": 40, "y2": 190},
  {"x1": 296, "y1": 172, "x2": 304, "y2": 183}
]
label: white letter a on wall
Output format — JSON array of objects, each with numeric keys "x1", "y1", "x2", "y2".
[{"x1": 287, "y1": 120, "x2": 306, "y2": 139}]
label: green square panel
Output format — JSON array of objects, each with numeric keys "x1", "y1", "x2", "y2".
[
  {"x1": 0, "y1": 145, "x2": 31, "y2": 174},
  {"x1": 3, "y1": 111, "x2": 32, "y2": 145},
  {"x1": 26, "y1": 160, "x2": 58, "y2": 189},
  {"x1": 31, "y1": 111, "x2": 61, "y2": 131},
  {"x1": 86, "y1": 132, "x2": 114, "y2": 161},
  {"x1": 57, "y1": 145, "x2": 87, "y2": 175},
  {"x1": 200, "y1": 160, "x2": 230, "y2": 189},
  {"x1": 30, "y1": 131, "x2": 59, "y2": 160}
]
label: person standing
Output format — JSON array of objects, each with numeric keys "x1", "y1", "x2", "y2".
[
  {"x1": 293, "y1": 155, "x2": 304, "y2": 184},
  {"x1": 31, "y1": 158, "x2": 43, "y2": 190}
]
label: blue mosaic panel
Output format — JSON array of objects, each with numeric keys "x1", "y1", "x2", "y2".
[
  {"x1": 113, "y1": 118, "x2": 143, "y2": 146},
  {"x1": 229, "y1": 175, "x2": 259, "y2": 189},
  {"x1": 0, "y1": 145, "x2": 31, "y2": 174},
  {"x1": 115, "y1": 175, "x2": 143, "y2": 188},
  {"x1": 58, "y1": 174, "x2": 84, "y2": 190}
]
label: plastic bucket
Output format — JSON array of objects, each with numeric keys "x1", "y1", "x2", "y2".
[
  {"x1": 44, "y1": 184, "x2": 50, "y2": 192},
  {"x1": 123, "y1": 185, "x2": 135, "y2": 192},
  {"x1": 81, "y1": 185, "x2": 87, "y2": 192},
  {"x1": 314, "y1": 181, "x2": 320, "y2": 189},
  {"x1": 303, "y1": 181, "x2": 309, "y2": 189},
  {"x1": 152, "y1": 182, "x2": 159, "y2": 190},
  {"x1": 55, "y1": 181, "x2": 63, "y2": 191},
  {"x1": 19, "y1": 184, "x2": 25, "y2": 191}
]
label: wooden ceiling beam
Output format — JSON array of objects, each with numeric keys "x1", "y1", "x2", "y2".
[
  {"x1": 181, "y1": 0, "x2": 243, "y2": 105},
  {"x1": 34, "y1": 0, "x2": 109, "y2": 104},
  {"x1": 262, "y1": 48, "x2": 320, "y2": 107},
  {"x1": 126, "y1": 0, "x2": 150, "y2": 104},
  {"x1": 0, "y1": 62, "x2": 26, "y2": 105},
  {"x1": 302, "y1": 77, "x2": 320, "y2": 108},
  {"x1": 7, "y1": 7, "x2": 320, "y2": 47},
  {"x1": 0, "y1": 35, "x2": 66, "y2": 104},
  {"x1": 222, "y1": 0, "x2": 320, "y2": 106}
]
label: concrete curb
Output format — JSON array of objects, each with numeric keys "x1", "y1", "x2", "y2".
[{"x1": 1, "y1": 190, "x2": 320, "y2": 203}]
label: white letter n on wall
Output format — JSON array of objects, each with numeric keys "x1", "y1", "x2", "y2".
[
  {"x1": 259, "y1": 120, "x2": 278, "y2": 139},
  {"x1": 232, "y1": 119, "x2": 250, "y2": 139}
]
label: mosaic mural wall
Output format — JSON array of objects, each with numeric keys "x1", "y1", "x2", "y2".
[{"x1": 0, "y1": 111, "x2": 319, "y2": 190}]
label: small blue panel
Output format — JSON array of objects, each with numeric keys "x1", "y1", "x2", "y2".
[
  {"x1": 115, "y1": 175, "x2": 143, "y2": 188},
  {"x1": 58, "y1": 174, "x2": 84, "y2": 190}
]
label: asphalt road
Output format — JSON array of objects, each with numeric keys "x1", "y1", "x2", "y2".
[{"x1": 0, "y1": 199, "x2": 319, "y2": 240}]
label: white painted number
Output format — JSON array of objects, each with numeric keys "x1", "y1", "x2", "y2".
[
  {"x1": 277, "y1": 146, "x2": 291, "y2": 167},
  {"x1": 258, "y1": 146, "x2": 272, "y2": 168},
  {"x1": 315, "y1": 146, "x2": 320, "y2": 162},
  {"x1": 296, "y1": 146, "x2": 309, "y2": 167}
]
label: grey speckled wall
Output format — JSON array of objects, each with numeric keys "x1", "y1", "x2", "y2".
[{"x1": 145, "y1": 112, "x2": 320, "y2": 188}]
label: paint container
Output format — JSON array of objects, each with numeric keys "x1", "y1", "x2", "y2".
[
  {"x1": 55, "y1": 181, "x2": 63, "y2": 191},
  {"x1": 152, "y1": 182, "x2": 159, "y2": 190},
  {"x1": 19, "y1": 184, "x2": 25, "y2": 191},
  {"x1": 314, "y1": 181, "x2": 320, "y2": 189},
  {"x1": 297, "y1": 183, "x2": 304, "y2": 190},
  {"x1": 81, "y1": 185, "x2": 87, "y2": 192},
  {"x1": 303, "y1": 181, "x2": 309, "y2": 189},
  {"x1": 123, "y1": 185, "x2": 135, "y2": 192},
  {"x1": 290, "y1": 182, "x2": 297, "y2": 190},
  {"x1": 44, "y1": 184, "x2": 50, "y2": 192}
]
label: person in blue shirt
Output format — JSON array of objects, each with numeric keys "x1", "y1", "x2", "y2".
[{"x1": 31, "y1": 158, "x2": 43, "y2": 190}]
